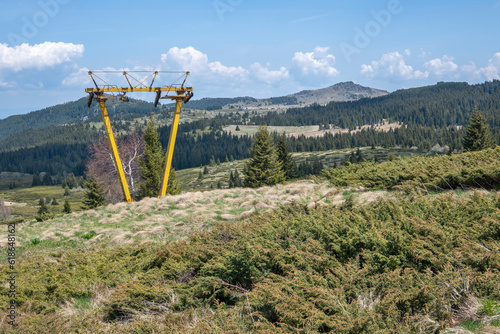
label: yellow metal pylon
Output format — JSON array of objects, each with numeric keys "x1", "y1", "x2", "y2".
[{"x1": 85, "y1": 71, "x2": 193, "y2": 202}]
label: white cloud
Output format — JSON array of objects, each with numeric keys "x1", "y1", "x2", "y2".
[
  {"x1": 161, "y1": 46, "x2": 249, "y2": 82},
  {"x1": 161, "y1": 46, "x2": 209, "y2": 73},
  {"x1": 0, "y1": 42, "x2": 84, "y2": 72},
  {"x1": 62, "y1": 67, "x2": 91, "y2": 86},
  {"x1": 461, "y1": 53, "x2": 500, "y2": 81},
  {"x1": 161, "y1": 46, "x2": 291, "y2": 87},
  {"x1": 208, "y1": 61, "x2": 248, "y2": 79},
  {"x1": 424, "y1": 56, "x2": 459, "y2": 77},
  {"x1": 292, "y1": 46, "x2": 339, "y2": 77},
  {"x1": 477, "y1": 53, "x2": 500, "y2": 80},
  {"x1": 249, "y1": 62, "x2": 289, "y2": 84},
  {"x1": 361, "y1": 51, "x2": 429, "y2": 80}
]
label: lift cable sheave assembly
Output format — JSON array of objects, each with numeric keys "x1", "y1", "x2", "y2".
[{"x1": 85, "y1": 71, "x2": 194, "y2": 202}]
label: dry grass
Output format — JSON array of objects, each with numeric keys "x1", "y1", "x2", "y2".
[
  {"x1": 10, "y1": 180, "x2": 358, "y2": 249},
  {"x1": 12, "y1": 180, "x2": 484, "y2": 253}
]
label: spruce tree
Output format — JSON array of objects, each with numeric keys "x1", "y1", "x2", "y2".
[
  {"x1": 139, "y1": 115, "x2": 165, "y2": 198},
  {"x1": 32, "y1": 172, "x2": 41, "y2": 187},
  {"x1": 82, "y1": 177, "x2": 105, "y2": 209},
  {"x1": 244, "y1": 125, "x2": 285, "y2": 188},
  {"x1": 38, "y1": 198, "x2": 49, "y2": 215},
  {"x1": 63, "y1": 199, "x2": 71, "y2": 214},
  {"x1": 166, "y1": 168, "x2": 181, "y2": 195},
  {"x1": 462, "y1": 107, "x2": 496, "y2": 152},
  {"x1": 42, "y1": 173, "x2": 53, "y2": 186},
  {"x1": 276, "y1": 135, "x2": 296, "y2": 180},
  {"x1": 234, "y1": 169, "x2": 242, "y2": 187},
  {"x1": 229, "y1": 171, "x2": 235, "y2": 188}
]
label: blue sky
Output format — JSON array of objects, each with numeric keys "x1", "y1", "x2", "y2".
[{"x1": 0, "y1": 0, "x2": 499, "y2": 118}]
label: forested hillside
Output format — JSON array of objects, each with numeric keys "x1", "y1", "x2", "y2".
[
  {"x1": 252, "y1": 81, "x2": 500, "y2": 135},
  {"x1": 0, "y1": 81, "x2": 498, "y2": 176},
  {"x1": 0, "y1": 97, "x2": 166, "y2": 141}
]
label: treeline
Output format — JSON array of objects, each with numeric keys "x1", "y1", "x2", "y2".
[
  {"x1": 0, "y1": 122, "x2": 100, "y2": 152},
  {"x1": 0, "y1": 124, "x2": 466, "y2": 176},
  {"x1": 159, "y1": 126, "x2": 253, "y2": 170},
  {"x1": 287, "y1": 124, "x2": 465, "y2": 152},
  {"x1": 0, "y1": 96, "x2": 168, "y2": 141},
  {"x1": 173, "y1": 96, "x2": 257, "y2": 110}
]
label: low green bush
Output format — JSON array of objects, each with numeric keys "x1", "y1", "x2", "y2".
[
  {"x1": 2, "y1": 190, "x2": 500, "y2": 332},
  {"x1": 322, "y1": 147, "x2": 500, "y2": 191}
]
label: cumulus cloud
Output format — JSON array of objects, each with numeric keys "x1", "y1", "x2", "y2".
[
  {"x1": 161, "y1": 46, "x2": 247, "y2": 79},
  {"x1": 62, "y1": 67, "x2": 91, "y2": 86},
  {"x1": 161, "y1": 46, "x2": 210, "y2": 73},
  {"x1": 161, "y1": 46, "x2": 291, "y2": 85},
  {"x1": 424, "y1": 56, "x2": 459, "y2": 77},
  {"x1": 208, "y1": 61, "x2": 248, "y2": 79},
  {"x1": 361, "y1": 51, "x2": 428, "y2": 80},
  {"x1": 0, "y1": 42, "x2": 84, "y2": 72},
  {"x1": 249, "y1": 62, "x2": 289, "y2": 84},
  {"x1": 292, "y1": 46, "x2": 339, "y2": 77},
  {"x1": 462, "y1": 53, "x2": 500, "y2": 81}
]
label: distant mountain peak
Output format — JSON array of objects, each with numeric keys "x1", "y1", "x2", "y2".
[{"x1": 290, "y1": 82, "x2": 389, "y2": 105}]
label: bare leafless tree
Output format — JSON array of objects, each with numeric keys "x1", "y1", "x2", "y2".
[{"x1": 86, "y1": 130, "x2": 144, "y2": 203}]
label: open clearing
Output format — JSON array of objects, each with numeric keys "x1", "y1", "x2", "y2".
[{"x1": 224, "y1": 120, "x2": 402, "y2": 138}]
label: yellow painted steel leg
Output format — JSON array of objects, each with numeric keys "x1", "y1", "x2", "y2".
[
  {"x1": 98, "y1": 100, "x2": 133, "y2": 203},
  {"x1": 159, "y1": 98, "x2": 183, "y2": 197}
]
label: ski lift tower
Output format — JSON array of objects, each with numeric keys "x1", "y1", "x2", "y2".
[{"x1": 85, "y1": 71, "x2": 193, "y2": 202}]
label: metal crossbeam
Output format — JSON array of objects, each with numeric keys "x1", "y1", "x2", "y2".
[{"x1": 86, "y1": 71, "x2": 193, "y2": 202}]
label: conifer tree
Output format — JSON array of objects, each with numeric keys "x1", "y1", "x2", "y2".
[
  {"x1": 42, "y1": 173, "x2": 53, "y2": 186},
  {"x1": 311, "y1": 156, "x2": 323, "y2": 174},
  {"x1": 233, "y1": 169, "x2": 242, "y2": 187},
  {"x1": 463, "y1": 107, "x2": 496, "y2": 152},
  {"x1": 63, "y1": 199, "x2": 71, "y2": 214},
  {"x1": 276, "y1": 135, "x2": 296, "y2": 180},
  {"x1": 244, "y1": 125, "x2": 285, "y2": 187},
  {"x1": 166, "y1": 168, "x2": 181, "y2": 195},
  {"x1": 139, "y1": 115, "x2": 164, "y2": 198},
  {"x1": 38, "y1": 198, "x2": 49, "y2": 215},
  {"x1": 82, "y1": 177, "x2": 105, "y2": 209},
  {"x1": 32, "y1": 172, "x2": 41, "y2": 187},
  {"x1": 229, "y1": 171, "x2": 235, "y2": 188}
]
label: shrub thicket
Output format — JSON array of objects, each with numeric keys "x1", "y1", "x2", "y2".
[
  {"x1": 322, "y1": 147, "x2": 500, "y2": 191},
  {"x1": 2, "y1": 191, "x2": 500, "y2": 332}
]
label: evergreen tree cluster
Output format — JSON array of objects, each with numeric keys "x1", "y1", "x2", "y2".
[
  {"x1": 82, "y1": 177, "x2": 105, "y2": 209},
  {"x1": 462, "y1": 107, "x2": 496, "y2": 152},
  {"x1": 244, "y1": 126, "x2": 295, "y2": 187},
  {"x1": 139, "y1": 116, "x2": 165, "y2": 198},
  {"x1": 296, "y1": 156, "x2": 324, "y2": 178},
  {"x1": 228, "y1": 169, "x2": 242, "y2": 188}
]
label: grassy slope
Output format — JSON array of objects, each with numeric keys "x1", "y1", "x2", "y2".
[{"x1": 1, "y1": 149, "x2": 500, "y2": 333}]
